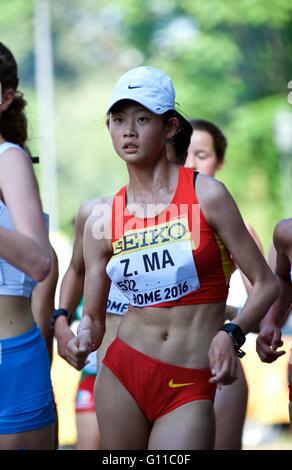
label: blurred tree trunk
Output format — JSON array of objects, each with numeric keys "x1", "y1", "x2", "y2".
[{"x1": 34, "y1": 0, "x2": 59, "y2": 231}]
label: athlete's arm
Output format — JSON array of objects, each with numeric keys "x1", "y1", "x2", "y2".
[
  {"x1": 224, "y1": 305, "x2": 238, "y2": 321},
  {"x1": 66, "y1": 210, "x2": 112, "y2": 370},
  {"x1": 58, "y1": 201, "x2": 97, "y2": 314},
  {"x1": 55, "y1": 199, "x2": 100, "y2": 359},
  {"x1": 257, "y1": 220, "x2": 292, "y2": 363},
  {"x1": 268, "y1": 221, "x2": 292, "y2": 326},
  {"x1": 202, "y1": 177, "x2": 278, "y2": 333},
  {"x1": 239, "y1": 222, "x2": 264, "y2": 295},
  {"x1": 197, "y1": 175, "x2": 278, "y2": 386},
  {"x1": 0, "y1": 148, "x2": 50, "y2": 280},
  {"x1": 31, "y1": 245, "x2": 59, "y2": 364},
  {"x1": 267, "y1": 241, "x2": 277, "y2": 272}
]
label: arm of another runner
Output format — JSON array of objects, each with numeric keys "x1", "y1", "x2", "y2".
[
  {"x1": 66, "y1": 210, "x2": 112, "y2": 370},
  {"x1": 32, "y1": 245, "x2": 59, "y2": 364},
  {"x1": 256, "y1": 221, "x2": 292, "y2": 363},
  {"x1": 0, "y1": 148, "x2": 50, "y2": 279},
  {"x1": 239, "y1": 222, "x2": 264, "y2": 295},
  {"x1": 55, "y1": 202, "x2": 93, "y2": 358}
]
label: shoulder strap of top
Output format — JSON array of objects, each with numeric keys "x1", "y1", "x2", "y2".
[
  {"x1": 0, "y1": 142, "x2": 39, "y2": 164},
  {"x1": 0, "y1": 142, "x2": 22, "y2": 155},
  {"x1": 192, "y1": 170, "x2": 200, "y2": 205},
  {"x1": 112, "y1": 185, "x2": 126, "y2": 242}
]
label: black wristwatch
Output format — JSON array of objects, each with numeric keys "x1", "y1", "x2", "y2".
[
  {"x1": 219, "y1": 322, "x2": 246, "y2": 358},
  {"x1": 50, "y1": 308, "x2": 72, "y2": 331}
]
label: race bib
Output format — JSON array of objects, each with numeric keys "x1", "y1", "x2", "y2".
[
  {"x1": 107, "y1": 282, "x2": 129, "y2": 315},
  {"x1": 106, "y1": 216, "x2": 200, "y2": 307}
]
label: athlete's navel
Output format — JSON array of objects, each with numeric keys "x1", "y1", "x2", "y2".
[{"x1": 161, "y1": 331, "x2": 169, "y2": 341}]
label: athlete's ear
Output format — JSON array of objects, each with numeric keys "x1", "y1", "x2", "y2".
[
  {"x1": 0, "y1": 88, "x2": 15, "y2": 111},
  {"x1": 165, "y1": 117, "x2": 179, "y2": 140}
]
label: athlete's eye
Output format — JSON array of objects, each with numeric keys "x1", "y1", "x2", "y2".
[
  {"x1": 137, "y1": 116, "x2": 148, "y2": 123},
  {"x1": 111, "y1": 116, "x2": 123, "y2": 123},
  {"x1": 196, "y1": 151, "x2": 208, "y2": 160}
]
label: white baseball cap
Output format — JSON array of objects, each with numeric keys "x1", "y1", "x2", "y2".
[{"x1": 107, "y1": 66, "x2": 176, "y2": 115}]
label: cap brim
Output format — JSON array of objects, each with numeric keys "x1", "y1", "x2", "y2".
[{"x1": 107, "y1": 96, "x2": 162, "y2": 115}]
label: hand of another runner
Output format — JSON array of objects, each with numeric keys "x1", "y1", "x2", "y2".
[
  {"x1": 256, "y1": 322, "x2": 286, "y2": 363},
  {"x1": 55, "y1": 316, "x2": 75, "y2": 360},
  {"x1": 66, "y1": 329, "x2": 94, "y2": 370},
  {"x1": 208, "y1": 331, "x2": 238, "y2": 389},
  {"x1": 57, "y1": 328, "x2": 75, "y2": 360}
]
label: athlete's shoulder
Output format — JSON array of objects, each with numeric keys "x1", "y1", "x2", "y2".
[
  {"x1": 0, "y1": 142, "x2": 26, "y2": 157},
  {"x1": 0, "y1": 144, "x2": 31, "y2": 170},
  {"x1": 273, "y1": 218, "x2": 292, "y2": 250},
  {"x1": 196, "y1": 173, "x2": 229, "y2": 205},
  {"x1": 84, "y1": 207, "x2": 112, "y2": 254},
  {"x1": 77, "y1": 196, "x2": 113, "y2": 227}
]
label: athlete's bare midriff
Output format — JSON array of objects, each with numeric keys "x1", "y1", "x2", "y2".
[
  {"x1": 117, "y1": 302, "x2": 226, "y2": 369},
  {"x1": 99, "y1": 313, "x2": 123, "y2": 361},
  {"x1": 0, "y1": 296, "x2": 34, "y2": 339}
]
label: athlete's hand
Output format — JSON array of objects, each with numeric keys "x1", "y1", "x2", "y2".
[
  {"x1": 54, "y1": 315, "x2": 75, "y2": 360},
  {"x1": 208, "y1": 331, "x2": 238, "y2": 389},
  {"x1": 66, "y1": 329, "x2": 94, "y2": 370},
  {"x1": 56, "y1": 328, "x2": 75, "y2": 360},
  {"x1": 256, "y1": 322, "x2": 285, "y2": 363}
]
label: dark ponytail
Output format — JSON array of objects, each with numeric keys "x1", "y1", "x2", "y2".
[
  {"x1": 164, "y1": 110, "x2": 193, "y2": 165},
  {"x1": 0, "y1": 42, "x2": 31, "y2": 156}
]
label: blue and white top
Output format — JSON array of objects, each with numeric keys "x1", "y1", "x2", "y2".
[{"x1": 0, "y1": 142, "x2": 46, "y2": 298}]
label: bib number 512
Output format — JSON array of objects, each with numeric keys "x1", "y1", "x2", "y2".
[{"x1": 117, "y1": 279, "x2": 138, "y2": 292}]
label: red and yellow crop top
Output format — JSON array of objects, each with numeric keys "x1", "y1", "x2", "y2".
[{"x1": 106, "y1": 166, "x2": 233, "y2": 307}]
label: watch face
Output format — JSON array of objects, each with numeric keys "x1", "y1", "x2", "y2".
[
  {"x1": 221, "y1": 323, "x2": 245, "y2": 348},
  {"x1": 230, "y1": 325, "x2": 245, "y2": 347}
]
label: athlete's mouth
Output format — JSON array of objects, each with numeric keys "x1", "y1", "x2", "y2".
[
  {"x1": 123, "y1": 142, "x2": 138, "y2": 150},
  {"x1": 123, "y1": 143, "x2": 139, "y2": 154}
]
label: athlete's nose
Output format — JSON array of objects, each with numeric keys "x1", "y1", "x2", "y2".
[{"x1": 123, "y1": 120, "x2": 137, "y2": 137}]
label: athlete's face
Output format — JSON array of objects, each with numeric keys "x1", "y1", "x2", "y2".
[
  {"x1": 109, "y1": 101, "x2": 176, "y2": 165},
  {"x1": 185, "y1": 130, "x2": 223, "y2": 177}
]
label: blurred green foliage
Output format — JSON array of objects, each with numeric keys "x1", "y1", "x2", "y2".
[{"x1": 1, "y1": 0, "x2": 291, "y2": 248}]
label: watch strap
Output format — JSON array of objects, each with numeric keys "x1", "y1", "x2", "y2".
[
  {"x1": 51, "y1": 308, "x2": 72, "y2": 330},
  {"x1": 219, "y1": 322, "x2": 246, "y2": 358}
]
